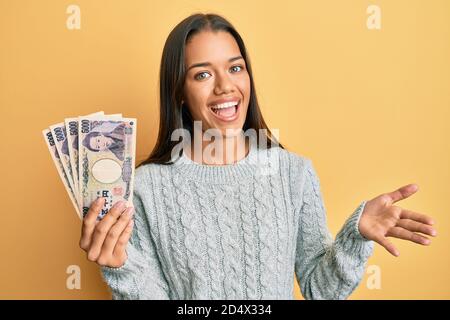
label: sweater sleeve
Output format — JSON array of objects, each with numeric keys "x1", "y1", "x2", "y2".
[
  {"x1": 100, "y1": 171, "x2": 171, "y2": 300},
  {"x1": 293, "y1": 157, "x2": 374, "y2": 300}
]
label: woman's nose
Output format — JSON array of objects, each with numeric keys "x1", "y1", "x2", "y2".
[{"x1": 214, "y1": 71, "x2": 234, "y2": 94}]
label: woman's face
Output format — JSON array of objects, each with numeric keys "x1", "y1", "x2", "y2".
[
  {"x1": 183, "y1": 30, "x2": 251, "y2": 137},
  {"x1": 89, "y1": 134, "x2": 113, "y2": 151}
]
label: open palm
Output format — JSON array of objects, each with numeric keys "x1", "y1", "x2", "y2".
[{"x1": 358, "y1": 184, "x2": 437, "y2": 257}]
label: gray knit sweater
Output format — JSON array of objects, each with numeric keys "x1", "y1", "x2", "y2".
[{"x1": 100, "y1": 145, "x2": 374, "y2": 300}]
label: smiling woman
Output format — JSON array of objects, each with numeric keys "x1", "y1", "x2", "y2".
[
  {"x1": 77, "y1": 13, "x2": 437, "y2": 300},
  {"x1": 183, "y1": 31, "x2": 249, "y2": 133},
  {"x1": 139, "y1": 13, "x2": 282, "y2": 166}
]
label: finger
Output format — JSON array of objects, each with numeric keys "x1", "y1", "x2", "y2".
[
  {"x1": 387, "y1": 226, "x2": 431, "y2": 245},
  {"x1": 98, "y1": 200, "x2": 128, "y2": 229},
  {"x1": 113, "y1": 219, "x2": 134, "y2": 257},
  {"x1": 386, "y1": 184, "x2": 419, "y2": 204},
  {"x1": 87, "y1": 201, "x2": 128, "y2": 261},
  {"x1": 400, "y1": 209, "x2": 435, "y2": 225},
  {"x1": 102, "y1": 207, "x2": 135, "y2": 255},
  {"x1": 80, "y1": 197, "x2": 105, "y2": 250},
  {"x1": 396, "y1": 219, "x2": 437, "y2": 237},
  {"x1": 376, "y1": 235, "x2": 400, "y2": 257}
]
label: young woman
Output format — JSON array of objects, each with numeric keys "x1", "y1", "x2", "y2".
[{"x1": 79, "y1": 13, "x2": 437, "y2": 300}]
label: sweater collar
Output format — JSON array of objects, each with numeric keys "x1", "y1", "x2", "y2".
[{"x1": 172, "y1": 142, "x2": 279, "y2": 184}]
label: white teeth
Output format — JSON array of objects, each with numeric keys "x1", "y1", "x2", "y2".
[{"x1": 211, "y1": 101, "x2": 239, "y2": 110}]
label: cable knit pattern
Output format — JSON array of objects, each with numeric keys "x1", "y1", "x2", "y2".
[
  {"x1": 195, "y1": 181, "x2": 222, "y2": 299},
  {"x1": 253, "y1": 169, "x2": 277, "y2": 299},
  {"x1": 100, "y1": 145, "x2": 374, "y2": 300},
  {"x1": 174, "y1": 173, "x2": 209, "y2": 299},
  {"x1": 215, "y1": 184, "x2": 242, "y2": 299},
  {"x1": 159, "y1": 166, "x2": 188, "y2": 299},
  {"x1": 269, "y1": 172, "x2": 288, "y2": 299},
  {"x1": 238, "y1": 180, "x2": 258, "y2": 299}
]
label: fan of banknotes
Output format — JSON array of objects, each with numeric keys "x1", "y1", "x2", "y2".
[{"x1": 42, "y1": 111, "x2": 137, "y2": 220}]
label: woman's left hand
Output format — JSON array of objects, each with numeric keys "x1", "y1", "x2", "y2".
[{"x1": 358, "y1": 183, "x2": 437, "y2": 257}]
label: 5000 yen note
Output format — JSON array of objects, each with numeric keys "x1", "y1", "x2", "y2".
[
  {"x1": 78, "y1": 117, "x2": 136, "y2": 219},
  {"x1": 50, "y1": 123, "x2": 80, "y2": 207},
  {"x1": 42, "y1": 129, "x2": 81, "y2": 218},
  {"x1": 64, "y1": 111, "x2": 105, "y2": 208}
]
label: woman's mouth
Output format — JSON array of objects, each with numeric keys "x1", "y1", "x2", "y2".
[{"x1": 209, "y1": 100, "x2": 240, "y2": 122}]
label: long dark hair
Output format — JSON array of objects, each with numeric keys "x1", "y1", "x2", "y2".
[{"x1": 138, "y1": 13, "x2": 283, "y2": 167}]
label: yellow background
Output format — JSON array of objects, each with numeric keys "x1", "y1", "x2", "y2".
[{"x1": 0, "y1": 0, "x2": 449, "y2": 299}]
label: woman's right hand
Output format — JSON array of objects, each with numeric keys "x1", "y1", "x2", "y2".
[{"x1": 79, "y1": 197, "x2": 135, "y2": 268}]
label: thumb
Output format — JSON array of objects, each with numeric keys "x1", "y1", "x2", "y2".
[{"x1": 387, "y1": 183, "x2": 419, "y2": 204}]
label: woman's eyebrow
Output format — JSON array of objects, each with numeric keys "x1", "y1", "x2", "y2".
[{"x1": 187, "y1": 55, "x2": 243, "y2": 71}]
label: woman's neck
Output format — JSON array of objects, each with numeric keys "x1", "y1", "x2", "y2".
[{"x1": 186, "y1": 133, "x2": 249, "y2": 166}]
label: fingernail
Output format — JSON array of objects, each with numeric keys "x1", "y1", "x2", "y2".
[
  {"x1": 114, "y1": 201, "x2": 126, "y2": 209},
  {"x1": 126, "y1": 207, "x2": 135, "y2": 216},
  {"x1": 128, "y1": 220, "x2": 134, "y2": 227}
]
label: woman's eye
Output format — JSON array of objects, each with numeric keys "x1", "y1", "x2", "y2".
[
  {"x1": 230, "y1": 65, "x2": 243, "y2": 73},
  {"x1": 195, "y1": 72, "x2": 210, "y2": 81}
]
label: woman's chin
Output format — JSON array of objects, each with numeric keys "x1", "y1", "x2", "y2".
[
  {"x1": 208, "y1": 123, "x2": 245, "y2": 137},
  {"x1": 223, "y1": 127, "x2": 244, "y2": 137}
]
